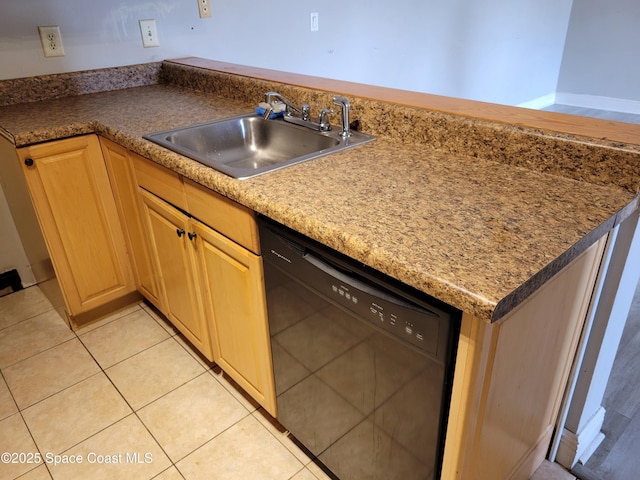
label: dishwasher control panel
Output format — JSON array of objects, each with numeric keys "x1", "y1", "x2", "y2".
[{"x1": 328, "y1": 279, "x2": 441, "y2": 355}]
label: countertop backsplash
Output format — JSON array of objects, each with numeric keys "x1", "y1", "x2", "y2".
[{"x1": 0, "y1": 62, "x2": 162, "y2": 107}]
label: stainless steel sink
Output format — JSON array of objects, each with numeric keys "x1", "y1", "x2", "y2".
[{"x1": 143, "y1": 113, "x2": 375, "y2": 179}]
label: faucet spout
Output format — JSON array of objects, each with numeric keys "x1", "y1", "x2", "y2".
[
  {"x1": 263, "y1": 91, "x2": 333, "y2": 132},
  {"x1": 332, "y1": 95, "x2": 351, "y2": 138},
  {"x1": 264, "y1": 92, "x2": 304, "y2": 117}
]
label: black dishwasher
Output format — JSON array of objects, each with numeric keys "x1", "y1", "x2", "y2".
[{"x1": 259, "y1": 217, "x2": 460, "y2": 480}]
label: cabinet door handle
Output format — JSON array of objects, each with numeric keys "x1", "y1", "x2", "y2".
[
  {"x1": 24, "y1": 158, "x2": 34, "y2": 166},
  {"x1": 188, "y1": 232, "x2": 197, "y2": 240},
  {"x1": 176, "y1": 228, "x2": 185, "y2": 237}
]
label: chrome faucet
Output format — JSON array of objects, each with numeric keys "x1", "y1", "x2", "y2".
[
  {"x1": 332, "y1": 95, "x2": 351, "y2": 138},
  {"x1": 263, "y1": 92, "x2": 306, "y2": 119},
  {"x1": 262, "y1": 91, "x2": 333, "y2": 132},
  {"x1": 318, "y1": 109, "x2": 333, "y2": 131}
]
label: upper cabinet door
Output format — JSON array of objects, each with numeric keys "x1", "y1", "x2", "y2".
[{"x1": 18, "y1": 135, "x2": 136, "y2": 323}]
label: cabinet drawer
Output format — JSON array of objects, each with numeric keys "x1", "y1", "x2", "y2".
[
  {"x1": 184, "y1": 178, "x2": 259, "y2": 254},
  {"x1": 133, "y1": 155, "x2": 187, "y2": 211}
]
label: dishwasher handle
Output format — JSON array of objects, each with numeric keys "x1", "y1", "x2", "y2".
[{"x1": 302, "y1": 250, "x2": 440, "y2": 318}]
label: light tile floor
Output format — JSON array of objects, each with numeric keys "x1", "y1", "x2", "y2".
[
  {"x1": 0, "y1": 285, "x2": 575, "y2": 480},
  {"x1": 0, "y1": 286, "x2": 332, "y2": 480}
]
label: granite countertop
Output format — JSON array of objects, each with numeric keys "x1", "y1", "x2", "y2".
[{"x1": 1, "y1": 61, "x2": 638, "y2": 322}]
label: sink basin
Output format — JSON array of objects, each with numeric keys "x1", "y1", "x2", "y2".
[{"x1": 143, "y1": 113, "x2": 375, "y2": 179}]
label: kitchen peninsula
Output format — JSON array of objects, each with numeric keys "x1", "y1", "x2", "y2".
[{"x1": 1, "y1": 58, "x2": 639, "y2": 479}]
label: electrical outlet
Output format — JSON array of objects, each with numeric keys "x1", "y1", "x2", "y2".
[
  {"x1": 139, "y1": 19, "x2": 160, "y2": 47},
  {"x1": 198, "y1": 0, "x2": 212, "y2": 18},
  {"x1": 38, "y1": 26, "x2": 65, "y2": 58}
]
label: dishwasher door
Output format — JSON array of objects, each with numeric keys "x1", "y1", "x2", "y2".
[{"x1": 259, "y1": 218, "x2": 459, "y2": 480}]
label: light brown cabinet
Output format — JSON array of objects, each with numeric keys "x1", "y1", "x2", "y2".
[
  {"x1": 131, "y1": 153, "x2": 276, "y2": 415},
  {"x1": 193, "y1": 215, "x2": 276, "y2": 415},
  {"x1": 17, "y1": 135, "x2": 137, "y2": 326},
  {"x1": 100, "y1": 138, "x2": 160, "y2": 307},
  {"x1": 441, "y1": 236, "x2": 608, "y2": 479},
  {"x1": 139, "y1": 188, "x2": 214, "y2": 360}
]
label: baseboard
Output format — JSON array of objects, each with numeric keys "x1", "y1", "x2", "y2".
[
  {"x1": 516, "y1": 92, "x2": 640, "y2": 115},
  {"x1": 517, "y1": 93, "x2": 556, "y2": 110},
  {"x1": 554, "y1": 93, "x2": 640, "y2": 115},
  {"x1": 556, "y1": 406, "x2": 606, "y2": 469}
]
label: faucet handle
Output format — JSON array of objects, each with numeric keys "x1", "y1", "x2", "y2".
[
  {"x1": 318, "y1": 109, "x2": 334, "y2": 131},
  {"x1": 301, "y1": 104, "x2": 310, "y2": 121}
]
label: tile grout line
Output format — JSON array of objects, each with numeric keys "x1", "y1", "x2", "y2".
[
  {"x1": 72, "y1": 305, "x2": 261, "y2": 478},
  {"x1": 0, "y1": 366, "x2": 53, "y2": 478},
  {"x1": 1, "y1": 287, "x2": 326, "y2": 480},
  {"x1": 74, "y1": 312, "x2": 192, "y2": 476},
  {"x1": 0, "y1": 286, "x2": 59, "y2": 333}
]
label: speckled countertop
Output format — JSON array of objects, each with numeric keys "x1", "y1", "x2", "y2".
[{"x1": 1, "y1": 60, "x2": 638, "y2": 322}]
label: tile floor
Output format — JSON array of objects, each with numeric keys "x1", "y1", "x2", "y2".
[
  {"x1": 0, "y1": 284, "x2": 577, "y2": 480},
  {"x1": 0, "y1": 286, "x2": 333, "y2": 480}
]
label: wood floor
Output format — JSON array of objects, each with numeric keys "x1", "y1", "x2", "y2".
[{"x1": 571, "y1": 279, "x2": 640, "y2": 480}]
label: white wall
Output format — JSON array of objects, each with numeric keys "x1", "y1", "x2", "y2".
[
  {"x1": 0, "y1": 185, "x2": 36, "y2": 287},
  {"x1": 0, "y1": 0, "x2": 572, "y2": 106},
  {"x1": 556, "y1": 0, "x2": 640, "y2": 112},
  {"x1": 209, "y1": 0, "x2": 574, "y2": 106}
]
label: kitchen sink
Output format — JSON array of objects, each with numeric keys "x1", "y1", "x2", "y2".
[{"x1": 143, "y1": 113, "x2": 375, "y2": 179}]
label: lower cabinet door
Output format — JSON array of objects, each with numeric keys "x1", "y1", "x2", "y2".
[
  {"x1": 100, "y1": 138, "x2": 161, "y2": 307},
  {"x1": 138, "y1": 186, "x2": 275, "y2": 412},
  {"x1": 138, "y1": 188, "x2": 214, "y2": 360},
  {"x1": 18, "y1": 135, "x2": 136, "y2": 323},
  {"x1": 194, "y1": 219, "x2": 277, "y2": 416}
]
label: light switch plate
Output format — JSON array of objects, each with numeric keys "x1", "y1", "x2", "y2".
[{"x1": 139, "y1": 19, "x2": 160, "y2": 47}]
